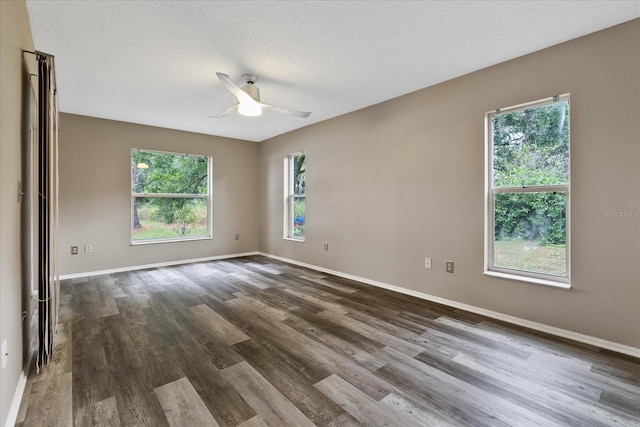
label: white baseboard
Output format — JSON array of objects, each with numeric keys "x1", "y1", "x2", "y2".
[
  {"x1": 59, "y1": 251, "x2": 260, "y2": 280},
  {"x1": 4, "y1": 371, "x2": 27, "y2": 427},
  {"x1": 259, "y1": 252, "x2": 640, "y2": 358}
]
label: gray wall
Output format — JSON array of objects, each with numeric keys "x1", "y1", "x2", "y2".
[
  {"x1": 258, "y1": 20, "x2": 640, "y2": 349},
  {"x1": 58, "y1": 114, "x2": 259, "y2": 274},
  {"x1": 0, "y1": 1, "x2": 35, "y2": 425}
]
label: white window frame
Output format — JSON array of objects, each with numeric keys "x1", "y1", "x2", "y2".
[
  {"x1": 484, "y1": 95, "x2": 571, "y2": 288},
  {"x1": 283, "y1": 151, "x2": 305, "y2": 242},
  {"x1": 131, "y1": 149, "x2": 212, "y2": 245}
]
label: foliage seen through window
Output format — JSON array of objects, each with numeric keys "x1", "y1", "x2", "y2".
[
  {"x1": 489, "y1": 97, "x2": 570, "y2": 280},
  {"x1": 132, "y1": 150, "x2": 210, "y2": 242}
]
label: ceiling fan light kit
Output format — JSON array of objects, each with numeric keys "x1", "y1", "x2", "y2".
[
  {"x1": 237, "y1": 75, "x2": 262, "y2": 116},
  {"x1": 238, "y1": 100, "x2": 262, "y2": 117},
  {"x1": 214, "y1": 72, "x2": 311, "y2": 119}
]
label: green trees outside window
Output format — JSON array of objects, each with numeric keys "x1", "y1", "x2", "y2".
[
  {"x1": 287, "y1": 152, "x2": 306, "y2": 239},
  {"x1": 488, "y1": 96, "x2": 570, "y2": 280},
  {"x1": 131, "y1": 150, "x2": 210, "y2": 242}
]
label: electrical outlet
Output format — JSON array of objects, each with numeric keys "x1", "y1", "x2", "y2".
[
  {"x1": 2, "y1": 340, "x2": 7, "y2": 370},
  {"x1": 324, "y1": 242, "x2": 329, "y2": 251},
  {"x1": 446, "y1": 261, "x2": 454, "y2": 273},
  {"x1": 84, "y1": 244, "x2": 93, "y2": 253},
  {"x1": 424, "y1": 257, "x2": 432, "y2": 269},
  {"x1": 71, "y1": 246, "x2": 79, "y2": 255},
  {"x1": 235, "y1": 233, "x2": 240, "y2": 240}
]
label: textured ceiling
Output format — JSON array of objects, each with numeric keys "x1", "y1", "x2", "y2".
[{"x1": 26, "y1": 1, "x2": 640, "y2": 142}]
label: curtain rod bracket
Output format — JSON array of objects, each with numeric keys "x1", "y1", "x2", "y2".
[{"x1": 22, "y1": 49, "x2": 56, "y2": 59}]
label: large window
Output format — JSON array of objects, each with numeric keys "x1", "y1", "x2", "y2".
[
  {"x1": 284, "y1": 152, "x2": 306, "y2": 240},
  {"x1": 485, "y1": 95, "x2": 570, "y2": 286},
  {"x1": 131, "y1": 149, "x2": 211, "y2": 243}
]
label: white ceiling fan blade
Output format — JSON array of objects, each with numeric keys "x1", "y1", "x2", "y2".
[
  {"x1": 260, "y1": 102, "x2": 311, "y2": 118},
  {"x1": 209, "y1": 103, "x2": 239, "y2": 118},
  {"x1": 216, "y1": 72, "x2": 257, "y2": 105}
]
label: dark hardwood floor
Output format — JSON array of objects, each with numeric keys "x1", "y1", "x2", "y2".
[{"x1": 15, "y1": 255, "x2": 640, "y2": 426}]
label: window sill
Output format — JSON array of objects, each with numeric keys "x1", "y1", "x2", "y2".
[
  {"x1": 484, "y1": 270, "x2": 571, "y2": 289},
  {"x1": 283, "y1": 237, "x2": 305, "y2": 243},
  {"x1": 131, "y1": 235, "x2": 212, "y2": 246}
]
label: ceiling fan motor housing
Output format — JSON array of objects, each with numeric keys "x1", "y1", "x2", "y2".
[{"x1": 241, "y1": 84, "x2": 261, "y2": 102}]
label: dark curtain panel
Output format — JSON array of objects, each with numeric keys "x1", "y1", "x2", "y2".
[{"x1": 36, "y1": 54, "x2": 57, "y2": 368}]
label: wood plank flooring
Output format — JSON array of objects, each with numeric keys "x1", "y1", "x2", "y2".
[{"x1": 15, "y1": 255, "x2": 640, "y2": 426}]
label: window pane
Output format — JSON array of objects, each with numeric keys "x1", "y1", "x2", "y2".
[
  {"x1": 286, "y1": 152, "x2": 306, "y2": 240},
  {"x1": 292, "y1": 154, "x2": 305, "y2": 195},
  {"x1": 494, "y1": 191, "x2": 566, "y2": 276},
  {"x1": 293, "y1": 196, "x2": 305, "y2": 238},
  {"x1": 132, "y1": 150, "x2": 208, "y2": 194},
  {"x1": 133, "y1": 197, "x2": 208, "y2": 240},
  {"x1": 492, "y1": 101, "x2": 569, "y2": 187}
]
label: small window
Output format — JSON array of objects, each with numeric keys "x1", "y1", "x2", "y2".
[
  {"x1": 485, "y1": 95, "x2": 570, "y2": 286},
  {"x1": 131, "y1": 149, "x2": 211, "y2": 244},
  {"x1": 284, "y1": 152, "x2": 306, "y2": 240}
]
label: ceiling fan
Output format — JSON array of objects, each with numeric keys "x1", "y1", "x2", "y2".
[{"x1": 213, "y1": 72, "x2": 311, "y2": 118}]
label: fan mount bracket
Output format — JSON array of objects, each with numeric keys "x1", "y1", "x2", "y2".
[{"x1": 242, "y1": 74, "x2": 259, "y2": 85}]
